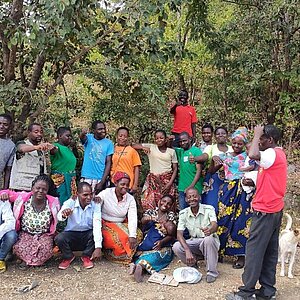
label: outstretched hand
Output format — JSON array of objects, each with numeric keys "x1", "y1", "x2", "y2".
[{"x1": 61, "y1": 208, "x2": 73, "y2": 218}]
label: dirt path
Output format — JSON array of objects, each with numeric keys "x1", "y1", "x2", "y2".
[{"x1": 1, "y1": 252, "x2": 299, "y2": 300}]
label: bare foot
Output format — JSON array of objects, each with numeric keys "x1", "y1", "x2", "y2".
[
  {"x1": 129, "y1": 263, "x2": 136, "y2": 275},
  {"x1": 134, "y1": 264, "x2": 143, "y2": 283}
]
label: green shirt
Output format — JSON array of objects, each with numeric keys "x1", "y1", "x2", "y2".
[
  {"x1": 50, "y1": 142, "x2": 77, "y2": 172},
  {"x1": 175, "y1": 146, "x2": 203, "y2": 192},
  {"x1": 178, "y1": 204, "x2": 219, "y2": 242}
]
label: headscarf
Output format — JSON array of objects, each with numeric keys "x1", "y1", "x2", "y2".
[
  {"x1": 113, "y1": 171, "x2": 130, "y2": 183},
  {"x1": 231, "y1": 127, "x2": 248, "y2": 143}
]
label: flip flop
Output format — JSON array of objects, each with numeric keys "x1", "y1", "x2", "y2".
[{"x1": 232, "y1": 261, "x2": 244, "y2": 269}]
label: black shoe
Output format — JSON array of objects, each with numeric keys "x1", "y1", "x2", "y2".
[{"x1": 225, "y1": 292, "x2": 256, "y2": 300}]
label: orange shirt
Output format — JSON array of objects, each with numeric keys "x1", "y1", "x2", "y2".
[
  {"x1": 171, "y1": 105, "x2": 197, "y2": 137},
  {"x1": 111, "y1": 145, "x2": 142, "y2": 188}
]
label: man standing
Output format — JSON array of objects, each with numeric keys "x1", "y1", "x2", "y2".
[
  {"x1": 226, "y1": 125, "x2": 287, "y2": 300},
  {"x1": 9, "y1": 123, "x2": 53, "y2": 191},
  {"x1": 170, "y1": 90, "x2": 198, "y2": 147},
  {"x1": 80, "y1": 120, "x2": 114, "y2": 193},
  {"x1": 0, "y1": 200, "x2": 17, "y2": 272},
  {"x1": 0, "y1": 114, "x2": 15, "y2": 189},
  {"x1": 55, "y1": 182, "x2": 102, "y2": 269},
  {"x1": 175, "y1": 132, "x2": 203, "y2": 210},
  {"x1": 172, "y1": 188, "x2": 219, "y2": 283}
]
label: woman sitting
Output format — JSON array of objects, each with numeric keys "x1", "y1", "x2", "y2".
[
  {"x1": 97, "y1": 171, "x2": 142, "y2": 264},
  {"x1": 130, "y1": 194, "x2": 177, "y2": 282},
  {"x1": 0, "y1": 174, "x2": 60, "y2": 268}
]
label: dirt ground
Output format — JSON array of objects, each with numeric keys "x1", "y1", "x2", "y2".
[
  {"x1": 0, "y1": 250, "x2": 299, "y2": 300},
  {"x1": 1, "y1": 170, "x2": 300, "y2": 300}
]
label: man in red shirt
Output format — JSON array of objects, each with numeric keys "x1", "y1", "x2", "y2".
[
  {"x1": 226, "y1": 125, "x2": 287, "y2": 300},
  {"x1": 170, "y1": 90, "x2": 197, "y2": 147}
]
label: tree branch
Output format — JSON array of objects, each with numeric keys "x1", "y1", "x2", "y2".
[
  {"x1": 222, "y1": 0, "x2": 260, "y2": 8},
  {"x1": 29, "y1": 52, "x2": 46, "y2": 90}
]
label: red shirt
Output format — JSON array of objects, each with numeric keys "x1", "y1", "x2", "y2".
[
  {"x1": 252, "y1": 148, "x2": 287, "y2": 213},
  {"x1": 171, "y1": 105, "x2": 197, "y2": 137}
]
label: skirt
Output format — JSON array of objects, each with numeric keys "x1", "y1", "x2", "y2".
[
  {"x1": 13, "y1": 231, "x2": 53, "y2": 266},
  {"x1": 102, "y1": 221, "x2": 143, "y2": 264},
  {"x1": 217, "y1": 179, "x2": 253, "y2": 257}
]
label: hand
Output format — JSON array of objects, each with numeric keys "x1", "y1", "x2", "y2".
[
  {"x1": 185, "y1": 249, "x2": 196, "y2": 266},
  {"x1": 94, "y1": 182, "x2": 104, "y2": 195},
  {"x1": 188, "y1": 154, "x2": 195, "y2": 164},
  {"x1": 242, "y1": 178, "x2": 255, "y2": 186},
  {"x1": 130, "y1": 185, "x2": 138, "y2": 194},
  {"x1": 93, "y1": 195, "x2": 102, "y2": 204},
  {"x1": 202, "y1": 227, "x2": 211, "y2": 236},
  {"x1": 212, "y1": 155, "x2": 223, "y2": 166},
  {"x1": 91, "y1": 248, "x2": 102, "y2": 261},
  {"x1": 153, "y1": 240, "x2": 162, "y2": 251},
  {"x1": 35, "y1": 143, "x2": 52, "y2": 151},
  {"x1": 142, "y1": 147, "x2": 150, "y2": 155},
  {"x1": 253, "y1": 125, "x2": 264, "y2": 137},
  {"x1": 129, "y1": 237, "x2": 137, "y2": 250},
  {"x1": 184, "y1": 185, "x2": 194, "y2": 193},
  {"x1": 0, "y1": 193, "x2": 9, "y2": 201},
  {"x1": 161, "y1": 184, "x2": 171, "y2": 194},
  {"x1": 61, "y1": 208, "x2": 73, "y2": 218}
]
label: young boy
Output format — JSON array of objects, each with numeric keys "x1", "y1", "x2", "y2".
[
  {"x1": 175, "y1": 132, "x2": 203, "y2": 210},
  {"x1": 170, "y1": 90, "x2": 198, "y2": 147}
]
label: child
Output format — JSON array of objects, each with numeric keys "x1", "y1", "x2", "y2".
[{"x1": 240, "y1": 143, "x2": 258, "y2": 198}]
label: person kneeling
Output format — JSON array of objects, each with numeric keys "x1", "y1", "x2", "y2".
[
  {"x1": 55, "y1": 182, "x2": 102, "y2": 269},
  {"x1": 172, "y1": 188, "x2": 219, "y2": 283}
]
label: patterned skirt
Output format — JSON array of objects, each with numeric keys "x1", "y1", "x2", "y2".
[
  {"x1": 141, "y1": 171, "x2": 177, "y2": 211},
  {"x1": 201, "y1": 170, "x2": 225, "y2": 214},
  {"x1": 13, "y1": 231, "x2": 53, "y2": 266},
  {"x1": 217, "y1": 179, "x2": 253, "y2": 257},
  {"x1": 134, "y1": 247, "x2": 173, "y2": 274},
  {"x1": 102, "y1": 221, "x2": 143, "y2": 265}
]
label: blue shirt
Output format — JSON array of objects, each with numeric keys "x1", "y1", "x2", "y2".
[
  {"x1": 57, "y1": 198, "x2": 102, "y2": 248},
  {"x1": 81, "y1": 134, "x2": 114, "y2": 180}
]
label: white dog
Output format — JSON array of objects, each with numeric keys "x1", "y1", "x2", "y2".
[{"x1": 279, "y1": 213, "x2": 300, "y2": 278}]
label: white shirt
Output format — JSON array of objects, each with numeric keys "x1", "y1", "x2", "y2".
[
  {"x1": 0, "y1": 201, "x2": 16, "y2": 240},
  {"x1": 98, "y1": 187, "x2": 137, "y2": 238},
  {"x1": 57, "y1": 198, "x2": 102, "y2": 248},
  {"x1": 259, "y1": 148, "x2": 276, "y2": 169}
]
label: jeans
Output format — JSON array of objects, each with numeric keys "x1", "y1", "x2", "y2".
[
  {"x1": 55, "y1": 230, "x2": 95, "y2": 259},
  {"x1": 0, "y1": 230, "x2": 18, "y2": 260}
]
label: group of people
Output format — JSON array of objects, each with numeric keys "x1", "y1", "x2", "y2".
[{"x1": 0, "y1": 89, "x2": 287, "y2": 299}]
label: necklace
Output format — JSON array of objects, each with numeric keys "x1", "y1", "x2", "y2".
[{"x1": 32, "y1": 199, "x2": 46, "y2": 213}]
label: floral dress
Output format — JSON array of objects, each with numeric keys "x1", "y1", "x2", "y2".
[
  {"x1": 217, "y1": 152, "x2": 253, "y2": 257},
  {"x1": 13, "y1": 198, "x2": 54, "y2": 266}
]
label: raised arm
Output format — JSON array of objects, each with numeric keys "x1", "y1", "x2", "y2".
[{"x1": 249, "y1": 125, "x2": 264, "y2": 160}]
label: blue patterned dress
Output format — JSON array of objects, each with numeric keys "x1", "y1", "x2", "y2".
[{"x1": 217, "y1": 152, "x2": 253, "y2": 257}]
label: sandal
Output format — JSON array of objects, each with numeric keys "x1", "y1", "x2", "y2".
[{"x1": 232, "y1": 257, "x2": 245, "y2": 269}]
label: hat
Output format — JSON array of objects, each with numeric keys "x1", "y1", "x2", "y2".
[
  {"x1": 173, "y1": 267, "x2": 202, "y2": 284},
  {"x1": 113, "y1": 171, "x2": 130, "y2": 183}
]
